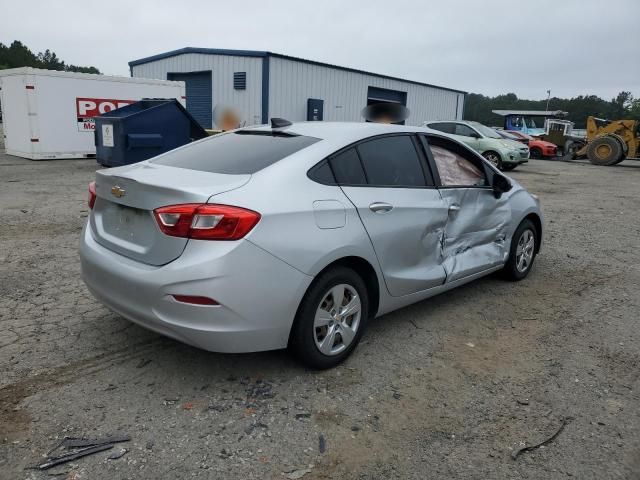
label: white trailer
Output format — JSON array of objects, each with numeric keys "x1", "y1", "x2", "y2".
[{"x1": 0, "y1": 68, "x2": 185, "y2": 159}]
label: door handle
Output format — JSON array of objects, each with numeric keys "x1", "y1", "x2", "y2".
[
  {"x1": 448, "y1": 204, "x2": 461, "y2": 213},
  {"x1": 369, "y1": 202, "x2": 394, "y2": 213}
]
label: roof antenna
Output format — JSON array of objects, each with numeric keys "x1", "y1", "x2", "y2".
[{"x1": 271, "y1": 117, "x2": 292, "y2": 129}]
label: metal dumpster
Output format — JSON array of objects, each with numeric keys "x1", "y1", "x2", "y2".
[{"x1": 94, "y1": 98, "x2": 207, "y2": 167}]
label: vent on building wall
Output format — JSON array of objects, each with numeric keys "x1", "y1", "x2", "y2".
[{"x1": 233, "y1": 72, "x2": 246, "y2": 90}]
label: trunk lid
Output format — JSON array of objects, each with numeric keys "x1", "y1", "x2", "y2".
[{"x1": 89, "y1": 162, "x2": 250, "y2": 265}]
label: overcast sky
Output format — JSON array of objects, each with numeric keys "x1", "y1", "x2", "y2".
[{"x1": 2, "y1": 0, "x2": 638, "y2": 100}]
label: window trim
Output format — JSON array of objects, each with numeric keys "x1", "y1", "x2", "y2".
[
  {"x1": 418, "y1": 134, "x2": 495, "y2": 190},
  {"x1": 307, "y1": 133, "x2": 438, "y2": 189}
]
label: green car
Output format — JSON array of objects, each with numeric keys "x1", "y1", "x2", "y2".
[{"x1": 424, "y1": 120, "x2": 529, "y2": 171}]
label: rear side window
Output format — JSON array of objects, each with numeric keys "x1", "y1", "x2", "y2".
[
  {"x1": 356, "y1": 136, "x2": 426, "y2": 187},
  {"x1": 428, "y1": 122, "x2": 454, "y2": 134},
  {"x1": 308, "y1": 161, "x2": 336, "y2": 185},
  {"x1": 330, "y1": 148, "x2": 367, "y2": 185},
  {"x1": 152, "y1": 131, "x2": 320, "y2": 174}
]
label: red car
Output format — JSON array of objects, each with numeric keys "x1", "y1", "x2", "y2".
[{"x1": 505, "y1": 130, "x2": 557, "y2": 158}]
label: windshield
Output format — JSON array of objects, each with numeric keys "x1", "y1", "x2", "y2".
[
  {"x1": 469, "y1": 122, "x2": 502, "y2": 139},
  {"x1": 496, "y1": 130, "x2": 518, "y2": 140},
  {"x1": 525, "y1": 117, "x2": 545, "y2": 128}
]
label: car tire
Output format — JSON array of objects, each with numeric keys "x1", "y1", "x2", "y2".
[
  {"x1": 502, "y1": 219, "x2": 537, "y2": 281},
  {"x1": 530, "y1": 147, "x2": 542, "y2": 159},
  {"x1": 289, "y1": 266, "x2": 369, "y2": 369},
  {"x1": 586, "y1": 136, "x2": 623, "y2": 166},
  {"x1": 482, "y1": 151, "x2": 503, "y2": 170}
]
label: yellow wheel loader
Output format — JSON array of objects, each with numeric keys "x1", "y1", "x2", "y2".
[{"x1": 569, "y1": 116, "x2": 640, "y2": 165}]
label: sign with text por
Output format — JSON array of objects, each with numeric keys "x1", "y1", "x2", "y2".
[{"x1": 76, "y1": 97, "x2": 135, "y2": 132}]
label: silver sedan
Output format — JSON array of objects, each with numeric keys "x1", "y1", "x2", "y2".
[{"x1": 80, "y1": 120, "x2": 542, "y2": 369}]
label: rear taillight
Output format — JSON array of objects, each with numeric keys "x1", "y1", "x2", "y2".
[
  {"x1": 88, "y1": 181, "x2": 97, "y2": 209},
  {"x1": 153, "y1": 204, "x2": 260, "y2": 240}
]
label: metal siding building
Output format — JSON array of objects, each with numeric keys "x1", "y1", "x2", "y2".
[{"x1": 129, "y1": 48, "x2": 465, "y2": 128}]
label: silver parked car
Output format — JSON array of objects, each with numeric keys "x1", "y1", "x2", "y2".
[{"x1": 81, "y1": 120, "x2": 542, "y2": 369}]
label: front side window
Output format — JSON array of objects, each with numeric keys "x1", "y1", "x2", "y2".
[
  {"x1": 469, "y1": 122, "x2": 502, "y2": 139},
  {"x1": 425, "y1": 137, "x2": 487, "y2": 187},
  {"x1": 454, "y1": 124, "x2": 477, "y2": 137},
  {"x1": 356, "y1": 136, "x2": 427, "y2": 187}
]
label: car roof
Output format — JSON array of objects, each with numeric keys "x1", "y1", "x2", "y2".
[
  {"x1": 426, "y1": 120, "x2": 461, "y2": 123},
  {"x1": 245, "y1": 121, "x2": 436, "y2": 145},
  {"x1": 425, "y1": 119, "x2": 474, "y2": 126},
  {"x1": 237, "y1": 121, "x2": 466, "y2": 176}
]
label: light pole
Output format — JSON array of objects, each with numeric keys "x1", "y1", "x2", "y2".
[{"x1": 545, "y1": 90, "x2": 551, "y2": 112}]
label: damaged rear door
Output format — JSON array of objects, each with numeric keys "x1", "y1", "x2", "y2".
[
  {"x1": 332, "y1": 135, "x2": 449, "y2": 297},
  {"x1": 421, "y1": 135, "x2": 510, "y2": 283}
]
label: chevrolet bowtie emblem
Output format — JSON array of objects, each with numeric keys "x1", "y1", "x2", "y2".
[{"x1": 111, "y1": 185, "x2": 126, "y2": 198}]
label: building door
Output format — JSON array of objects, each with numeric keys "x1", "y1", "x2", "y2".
[
  {"x1": 366, "y1": 87, "x2": 408, "y2": 125},
  {"x1": 167, "y1": 71, "x2": 212, "y2": 128}
]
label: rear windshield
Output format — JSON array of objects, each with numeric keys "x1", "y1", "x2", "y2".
[{"x1": 152, "y1": 130, "x2": 321, "y2": 174}]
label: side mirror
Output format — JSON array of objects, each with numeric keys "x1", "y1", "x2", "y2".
[
  {"x1": 469, "y1": 132, "x2": 481, "y2": 139},
  {"x1": 492, "y1": 174, "x2": 512, "y2": 198}
]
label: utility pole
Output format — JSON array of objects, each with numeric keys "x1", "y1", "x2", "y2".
[{"x1": 545, "y1": 90, "x2": 551, "y2": 112}]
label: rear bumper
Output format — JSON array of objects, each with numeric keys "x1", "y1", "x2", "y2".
[{"x1": 80, "y1": 224, "x2": 313, "y2": 353}]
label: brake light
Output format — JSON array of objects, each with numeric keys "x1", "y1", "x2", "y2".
[
  {"x1": 153, "y1": 204, "x2": 260, "y2": 240},
  {"x1": 88, "y1": 181, "x2": 97, "y2": 209}
]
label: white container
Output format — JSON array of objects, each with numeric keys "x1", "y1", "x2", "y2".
[{"x1": 0, "y1": 67, "x2": 185, "y2": 159}]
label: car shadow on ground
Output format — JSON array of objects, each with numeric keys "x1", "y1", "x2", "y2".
[{"x1": 104, "y1": 269, "x2": 510, "y2": 381}]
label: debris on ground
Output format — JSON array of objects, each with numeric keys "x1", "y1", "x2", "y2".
[
  {"x1": 35, "y1": 434, "x2": 131, "y2": 470},
  {"x1": 511, "y1": 418, "x2": 569, "y2": 459},
  {"x1": 62, "y1": 434, "x2": 131, "y2": 448},
  {"x1": 108, "y1": 448, "x2": 128, "y2": 460},
  {"x1": 318, "y1": 434, "x2": 326, "y2": 453},
  {"x1": 37, "y1": 444, "x2": 114, "y2": 470},
  {"x1": 284, "y1": 466, "x2": 313, "y2": 479},
  {"x1": 136, "y1": 358, "x2": 152, "y2": 368}
]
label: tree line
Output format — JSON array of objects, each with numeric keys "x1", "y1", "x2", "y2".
[
  {"x1": 0, "y1": 40, "x2": 100, "y2": 74},
  {"x1": 464, "y1": 91, "x2": 640, "y2": 128}
]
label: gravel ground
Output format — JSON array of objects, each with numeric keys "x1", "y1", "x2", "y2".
[{"x1": 1, "y1": 129, "x2": 639, "y2": 479}]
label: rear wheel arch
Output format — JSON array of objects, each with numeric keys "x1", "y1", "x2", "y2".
[
  {"x1": 288, "y1": 257, "x2": 379, "y2": 368},
  {"x1": 297, "y1": 256, "x2": 380, "y2": 325},
  {"x1": 315, "y1": 256, "x2": 380, "y2": 319}
]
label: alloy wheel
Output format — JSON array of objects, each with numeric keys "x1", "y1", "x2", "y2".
[
  {"x1": 515, "y1": 229, "x2": 535, "y2": 273},
  {"x1": 313, "y1": 284, "x2": 361, "y2": 356},
  {"x1": 484, "y1": 152, "x2": 501, "y2": 167}
]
